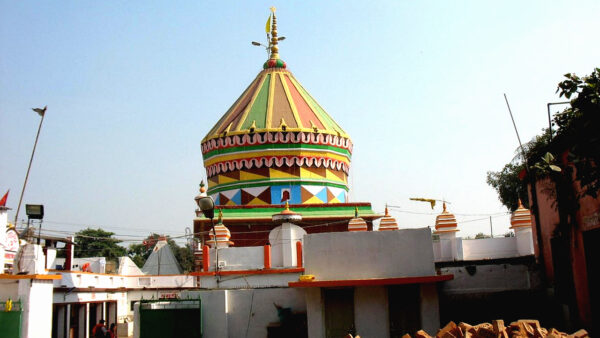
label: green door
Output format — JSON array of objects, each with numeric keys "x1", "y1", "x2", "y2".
[{"x1": 139, "y1": 299, "x2": 202, "y2": 338}]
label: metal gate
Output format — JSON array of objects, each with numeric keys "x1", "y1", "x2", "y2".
[
  {"x1": 139, "y1": 298, "x2": 202, "y2": 338},
  {"x1": 0, "y1": 299, "x2": 22, "y2": 338}
]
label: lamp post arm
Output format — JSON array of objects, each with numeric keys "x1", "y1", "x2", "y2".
[{"x1": 14, "y1": 113, "x2": 45, "y2": 229}]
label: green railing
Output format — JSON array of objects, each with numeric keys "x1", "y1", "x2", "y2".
[{"x1": 0, "y1": 299, "x2": 23, "y2": 338}]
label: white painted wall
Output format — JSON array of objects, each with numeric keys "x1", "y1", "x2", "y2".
[
  {"x1": 198, "y1": 272, "x2": 300, "y2": 289},
  {"x1": 208, "y1": 246, "x2": 264, "y2": 271},
  {"x1": 304, "y1": 228, "x2": 436, "y2": 280},
  {"x1": 461, "y1": 237, "x2": 518, "y2": 260},
  {"x1": 438, "y1": 263, "x2": 532, "y2": 294},
  {"x1": 226, "y1": 288, "x2": 306, "y2": 338},
  {"x1": 355, "y1": 286, "x2": 389, "y2": 338}
]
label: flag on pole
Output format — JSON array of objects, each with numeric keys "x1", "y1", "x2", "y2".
[
  {"x1": 0, "y1": 190, "x2": 8, "y2": 207},
  {"x1": 265, "y1": 14, "x2": 271, "y2": 33}
]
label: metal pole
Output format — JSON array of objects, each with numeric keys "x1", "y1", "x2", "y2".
[
  {"x1": 14, "y1": 112, "x2": 46, "y2": 228},
  {"x1": 211, "y1": 218, "x2": 218, "y2": 273},
  {"x1": 489, "y1": 216, "x2": 493, "y2": 238},
  {"x1": 504, "y1": 94, "x2": 547, "y2": 281}
]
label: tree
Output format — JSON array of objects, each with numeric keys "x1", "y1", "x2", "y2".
[
  {"x1": 73, "y1": 228, "x2": 126, "y2": 261},
  {"x1": 554, "y1": 68, "x2": 600, "y2": 199},
  {"x1": 474, "y1": 232, "x2": 491, "y2": 239},
  {"x1": 487, "y1": 68, "x2": 600, "y2": 210}
]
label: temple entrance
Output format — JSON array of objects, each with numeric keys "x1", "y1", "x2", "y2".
[{"x1": 324, "y1": 288, "x2": 355, "y2": 338}]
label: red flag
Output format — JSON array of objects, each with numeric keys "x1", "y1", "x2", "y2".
[{"x1": 0, "y1": 190, "x2": 8, "y2": 207}]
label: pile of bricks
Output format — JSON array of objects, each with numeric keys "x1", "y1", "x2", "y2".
[{"x1": 409, "y1": 320, "x2": 589, "y2": 338}]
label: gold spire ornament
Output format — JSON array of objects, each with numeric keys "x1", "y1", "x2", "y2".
[{"x1": 269, "y1": 7, "x2": 279, "y2": 59}]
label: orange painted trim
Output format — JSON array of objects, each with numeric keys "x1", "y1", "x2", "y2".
[
  {"x1": 264, "y1": 245, "x2": 271, "y2": 269},
  {"x1": 190, "y1": 267, "x2": 304, "y2": 277},
  {"x1": 296, "y1": 241, "x2": 303, "y2": 268},
  {"x1": 203, "y1": 245, "x2": 210, "y2": 272},
  {"x1": 0, "y1": 273, "x2": 62, "y2": 280},
  {"x1": 288, "y1": 274, "x2": 454, "y2": 288}
]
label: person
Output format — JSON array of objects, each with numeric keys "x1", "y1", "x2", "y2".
[
  {"x1": 108, "y1": 323, "x2": 116, "y2": 338},
  {"x1": 92, "y1": 319, "x2": 108, "y2": 338}
]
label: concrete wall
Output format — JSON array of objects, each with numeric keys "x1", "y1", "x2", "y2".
[
  {"x1": 304, "y1": 228, "x2": 435, "y2": 280},
  {"x1": 226, "y1": 288, "x2": 306, "y2": 338},
  {"x1": 179, "y1": 288, "x2": 305, "y2": 338},
  {"x1": 355, "y1": 286, "x2": 389, "y2": 338},
  {"x1": 460, "y1": 237, "x2": 518, "y2": 260},
  {"x1": 54, "y1": 271, "x2": 195, "y2": 289},
  {"x1": 209, "y1": 246, "x2": 264, "y2": 271},
  {"x1": 438, "y1": 263, "x2": 533, "y2": 295}
]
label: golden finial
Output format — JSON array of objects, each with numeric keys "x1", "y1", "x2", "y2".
[
  {"x1": 269, "y1": 8, "x2": 279, "y2": 59},
  {"x1": 285, "y1": 201, "x2": 290, "y2": 210},
  {"x1": 270, "y1": 6, "x2": 276, "y2": 13},
  {"x1": 385, "y1": 204, "x2": 389, "y2": 216},
  {"x1": 354, "y1": 206, "x2": 359, "y2": 218},
  {"x1": 218, "y1": 209, "x2": 223, "y2": 223},
  {"x1": 442, "y1": 202, "x2": 447, "y2": 212}
]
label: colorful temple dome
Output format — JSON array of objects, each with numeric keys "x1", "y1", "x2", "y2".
[
  {"x1": 207, "y1": 210, "x2": 234, "y2": 248},
  {"x1": 510, "y1": 199, "x2": 532, "y2": 229},
  {"x1": 378, "y1": 206, "x2": 399, "y2": 231},
  {"x1": 434, "y1": 203, "x2": 458, "y2": 233},
  {"x1": 348, "y1": 207, "x2": 368, "y2": 232},
  {"x1": 201, "y1": 8, "x2": 351, "y2": 207}
]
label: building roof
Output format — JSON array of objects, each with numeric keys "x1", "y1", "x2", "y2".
[{"x1": 202, "y1": 10, "x2": 348, "y2": 143}]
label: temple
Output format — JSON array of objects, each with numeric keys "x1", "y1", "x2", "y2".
[{"x1": 194, "y1": 8, "x2": 379, "y2": 250}]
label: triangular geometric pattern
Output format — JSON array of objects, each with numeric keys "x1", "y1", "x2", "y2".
[
  {"x1": 300, "y1": 185, "x2": 327, "y2": 204},
  {"x1": 327, "y1": 187, "x2": 347, "y2": 203}
]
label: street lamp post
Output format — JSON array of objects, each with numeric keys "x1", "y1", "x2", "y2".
[
  {"x1": 195, "y1": 194, "x2": 218, "y2": 272},
  {"x1": 14, "y1": 106, "x2": 47, "y2": 231}
]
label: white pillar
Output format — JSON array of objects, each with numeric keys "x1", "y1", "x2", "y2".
[
  {"x1": 269, "y1": 222, "x2": 307, "y2": 267},
  {"x1": 56, "y1": 305, "x2": 66, "y2": 338},
  {"x1": 18, "y1": 278, "x2": 55, "y2": 338},
  {"x1": 437, "y1": 231, "x2": 458, "y2": 261},
  {"x1": 65, "y1": 304, "x2": 71, "y2": 338},
  {"x1": 0, "y1": 207, "x2": 9, "y2": 270},
  {"x1": 514, "y1": 227, "x2": 534, "y2": 256}
]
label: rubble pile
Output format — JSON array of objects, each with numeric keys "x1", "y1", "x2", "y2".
[{"x1": 410, "y1": 320, "x2": 589, "y2": 338}]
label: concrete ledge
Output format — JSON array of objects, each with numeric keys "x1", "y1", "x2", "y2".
[
  {"x1": 190, "y1": 267, "x2": 304, "y2": 276},
  {"x1": 288, "y1": 274, "x2": 453, "y2": 287}
]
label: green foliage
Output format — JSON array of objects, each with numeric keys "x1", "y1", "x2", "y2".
[
  {"x1": 128, "y1": 233, "x2": 195, "y2": 273},
  {"x1": 486, "y1": 163, "x2": 529, "y2": 212},
  {"x1": 74, "y1": 228, "x2": 126, "y2": 261},
  {"x1": 474, "y1": 232, "x2": 491, "y2": 239},
  {"x1": 554, "y1": 68, "x2": 600, "y2": 198},
  {"x1": 487, "y1": 67, "x2": 600, "y2": 211}
]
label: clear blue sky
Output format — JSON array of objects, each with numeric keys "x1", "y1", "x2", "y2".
[{"x1": 1, "y1": 1, "x2": 599, "y2": 243}]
